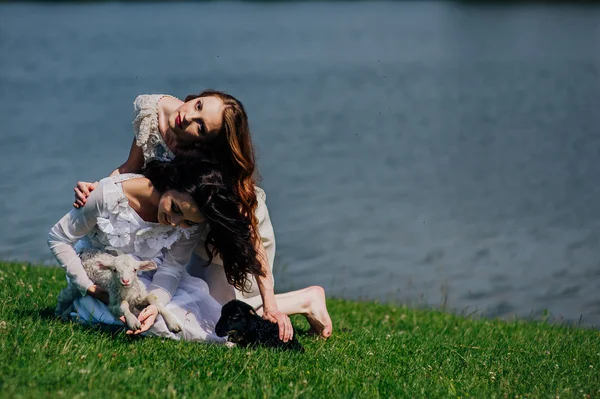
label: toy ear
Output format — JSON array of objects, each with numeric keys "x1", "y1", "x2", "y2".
[
  {"x1": 97, "y1": 261, "x2": 112, "y2": 270},
  {"x1": 137, "y1": 260, "x2": 157, "y2": 271}
]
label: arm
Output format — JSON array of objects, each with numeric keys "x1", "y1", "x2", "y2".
[
  {"x1": 74, "y1": 139, "x2": 144, "y2": 207},
  {"x1": 48, "y1": 184, "x2": 106, "y2": 296},
  {"x1": 147, "y1": 229, "x2": 201, "y2": 305},
  {"x1": 74, "y1": 129, "x2": 145, "y2": 207},
  {"x1": 129, "y1": 229, "x2": 200, "y2": 334},
  {"x1": 252, "y1": 189, "x2": 293, "y2": 341},
  {"x1": 76, "y1": 94, "x2": 154, "y2": 207},
  {"x1": 109, "y1": 138, "x2": 145, "y2": 177},
  {"x1": 255, "y1": 242, "x2": 278, "y2": 311},
  {"x1": 255, "y1": 239, "x2": 293, "y2": 342},
  {"x1": 253, "y1": 188, "x2": 278, "y2": 312}
]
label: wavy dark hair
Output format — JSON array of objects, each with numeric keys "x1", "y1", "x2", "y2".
[
  {"x1": 182, "y1": 90, "x2": 260, "y2": 246},
  {"x1": 142, "y1": 155, "x2": 265, "y2": 292}
]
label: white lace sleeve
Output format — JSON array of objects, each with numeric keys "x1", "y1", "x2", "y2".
[
  {"x1": 132, "y1": 94, "x2": 174, "y2": 163},
  {"x1": 133, "y1": 95, "x2": 158, "y2": 149},
  {"x1": 148, "y1": 228, "x2": 202, "y2": 304},
  {"x1": 47, "y1": 182, "x2": 108, "y2": 295}
]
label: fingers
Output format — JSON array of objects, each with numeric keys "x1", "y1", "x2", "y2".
[
  {"x1": 284, "y1": 317, "x2": 293, "y2": 342},
  {"x1": 138, "y1": 305, "x2": 158, "y2": 322},
  {"x1": 276, "y1": 315, "x2": 293, "y2": 342},
  {"x1": 134, "y1": 315, "x2": 156, "y2": 335},
  {"x1": 286, "y1": 318, "x2": 294, "y2": 341},
  {"x1": 73, "y1": 182, "x2": 95, "y2": 208},
  {"x1": 73, "y1": 188, "x2": 87, "y2": 207},
  {"x1": 77, "y1": 182, "x2": 91, "y2": 196},
  {"x1": 264, "y1": 312, "x2": 293, "y2": 342},
  {"x1": 277, "y1": 318, "x2": 285, "y2": 341},
  {"x1": 138, "y1": 308, "x2": 151, "y2": 323},
  {"x1": 132, "y1": 307, "x2": 158, "y2": 335}
]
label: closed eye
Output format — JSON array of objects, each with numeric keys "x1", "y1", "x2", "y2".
[{"x1": 197, "y1": 120, "x2": 206, "y2": 135}]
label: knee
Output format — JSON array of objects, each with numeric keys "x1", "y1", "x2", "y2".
[{"x1": 308, "y1": 286, "x2": 325, "y2": 296}]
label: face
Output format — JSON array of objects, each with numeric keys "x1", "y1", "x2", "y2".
[
  {"x1": 157, "y1": 190, "x2": 204, "y2": 228},
  {"x1": 215, "y1": 300, "x2": 253, "y2": 338},
  {"x1": 169, "y1": 96, "x2": 225, "y2": 143}
]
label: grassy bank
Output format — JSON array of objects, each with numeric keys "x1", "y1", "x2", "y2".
[{"x1": 1, "y1": 262, "x2": 599, "y2": 398}]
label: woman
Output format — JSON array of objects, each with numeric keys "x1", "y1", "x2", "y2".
[
  {"x1": 49, "y1": 156, "x2": 262, "y2": 341},
  {"x1": 73, "y1": 92, "x2": 333, "y2": 340}
]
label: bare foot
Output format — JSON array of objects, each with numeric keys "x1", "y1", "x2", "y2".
[{"x1": 304, "y1": 286, "x2": 333, "y2": 339}]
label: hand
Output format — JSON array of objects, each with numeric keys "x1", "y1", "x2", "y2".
[
  {"x1": 263, "y1": 308, "x2": 293, "y2": 342},
  {"x1": 121, "y1": 305, "x2": 158, "y2": 335},
  {"x1": 86, "y1": 284, "x2": 109, "y2": 305},
  {"x1": 73, "y1": 181, "x2": 98, "y2": 208}
]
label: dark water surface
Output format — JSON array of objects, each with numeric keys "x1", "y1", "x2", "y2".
[{"x1": 1, "y1": 2, "x2": 600, "y2": 326}]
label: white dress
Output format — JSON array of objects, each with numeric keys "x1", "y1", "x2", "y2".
[
  {"x1": 133, "y1": 94, "x2": 277, "y2": 307},
  {"x1": 47, "y1": 174, "x2": 225, "y2": 343}
]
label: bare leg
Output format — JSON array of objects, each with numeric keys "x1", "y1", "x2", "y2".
[{"x1": 255, "y1": 286, "x2": 333, "y2": 339}]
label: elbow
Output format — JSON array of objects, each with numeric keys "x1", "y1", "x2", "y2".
[
  {"x1": 47, "y1": 230, "x2": 58, "y2": 250},
  {"x1": 116, "y1": 162, "x2": 132, "y2": 175}
]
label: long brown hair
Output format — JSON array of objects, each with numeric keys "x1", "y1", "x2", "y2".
[
  {"x1": 184, "y1": 90, "x2": 260, "y2": 243},
  {"x1": 143, "y1": 157, "x2": 265, "y2": 291}
]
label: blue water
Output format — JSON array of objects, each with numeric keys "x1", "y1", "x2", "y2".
[{"x1": 1, "y1": 1, "x2": 600, "y2": 326}]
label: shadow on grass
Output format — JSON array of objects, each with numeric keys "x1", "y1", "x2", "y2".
[{"x1": 16, "y1": 306, "x2": 138, "y2": 340}]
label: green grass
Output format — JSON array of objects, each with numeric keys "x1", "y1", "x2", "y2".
[{"x1": 0, "y1": 262, "x2": 599, "y2": 398}]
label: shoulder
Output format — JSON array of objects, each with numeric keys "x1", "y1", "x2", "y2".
[
  {"x1": 91, "y1": 177, "x2": 129, "y2": 214},
  {"x1": 132, "y1": 95, "x2": 164, "y2": 153},
  {"x1": 90, "y1": 177, "x2": 118, "y2": 203},
  {"x1": 254, "y1": 186, "x2": 275, "y2": 236},
  {"x1": 133, "y1": 94, "x2": 179, "y2": 114},
  {"x1": 133, "y1": 94, "x2": 165, "y2": 112},
  {"x1": 94, "y1": 177, "x2": 114, "y2": 194},
  {"x1": 255, "y1": 186, "x2": 267, "y2": 203}
]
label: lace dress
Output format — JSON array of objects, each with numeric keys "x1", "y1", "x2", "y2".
[
  {"x1": 48, "y1": 174, "x2": 225, "y2": 343},
  {"x1": 133, "y1": 95, "x2": 276, "y2": 306}
]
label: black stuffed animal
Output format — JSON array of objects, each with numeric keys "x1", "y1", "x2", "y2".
[{"x1": 215, "y1": 300, "x2": 304, "y2": 352}]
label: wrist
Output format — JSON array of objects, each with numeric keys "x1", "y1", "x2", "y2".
[
  {"x1": 83, "y1": 282, "x2": 95, "y2": 296},
  {"x1": 263, "y1": 303, "x2": 279, "y2": 314}
]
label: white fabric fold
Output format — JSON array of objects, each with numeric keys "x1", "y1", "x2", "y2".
[
  {"x1": 132, "y1": 94, "x2": 277, "y2": 305},
  {"x1": 48, "y1": 174, "x2": 202, "y2": 305}
]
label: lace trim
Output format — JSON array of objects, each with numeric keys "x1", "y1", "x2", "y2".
[
  {"x1": 132, "y1": 94, "x2": 176, "y2": 163},
  {"x1": 96, "y1": 174, "x2": 198, "y2": 252}
]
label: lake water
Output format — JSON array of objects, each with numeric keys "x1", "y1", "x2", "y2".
[{"x1": 1, "y1": 1, "x2": 599, "y2": 326}]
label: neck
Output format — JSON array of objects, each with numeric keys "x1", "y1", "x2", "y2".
[
  {"x1": 122, "y1": 178, "x2": 162, "y2": 223},
  {"x1": 157, "y1": 96, "x2": 183, "y2": 151}
]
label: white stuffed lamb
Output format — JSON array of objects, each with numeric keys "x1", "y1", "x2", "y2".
[{"x1": 55, "y1": 248, "x2": 182, "y2": 333}]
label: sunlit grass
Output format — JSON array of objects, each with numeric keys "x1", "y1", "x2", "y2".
[{"x1": 1, "y1": 262, "x2": 599, "y2": 398}]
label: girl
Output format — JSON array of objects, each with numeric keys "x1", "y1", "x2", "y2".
[
  {"x1": 49, "y1": 156, "x2": 261, "y2": 341},
  {"x1": 73, "y1": 92, "x2": 333, "y2": 340}
]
